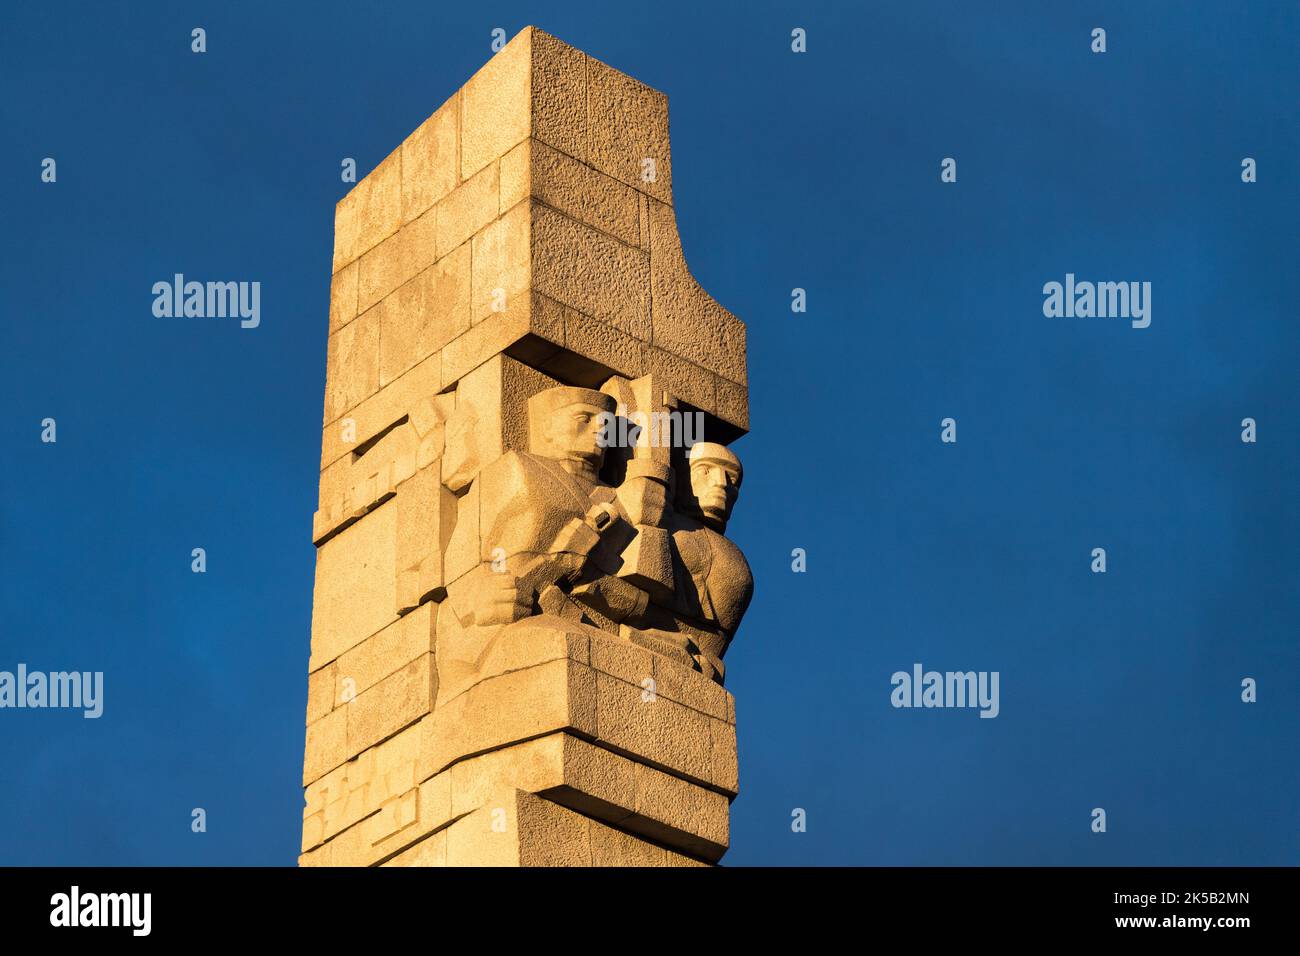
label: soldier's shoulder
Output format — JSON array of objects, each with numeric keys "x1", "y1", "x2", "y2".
[{"x1": 479, "y1": 449, "x2": 551, "y2": 488}]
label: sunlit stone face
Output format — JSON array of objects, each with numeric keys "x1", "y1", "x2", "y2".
[
  {"x1": 528, "y1": 386, "x2": 617, "y2": 478},
  {"x1": 538, "y1": 402, "x2": 609, "y2": 469},
  {"x1": 687, "y1": 442, "x2": 742, "y2": 528}
]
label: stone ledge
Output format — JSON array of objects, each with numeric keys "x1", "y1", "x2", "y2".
[{"x1": 422, "y1": 620, "x2": 738, "y2": 797}]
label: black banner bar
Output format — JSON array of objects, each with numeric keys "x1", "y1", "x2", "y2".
[{"x1": 0, "y1": 866, "x2": 1289, "y2": 941}]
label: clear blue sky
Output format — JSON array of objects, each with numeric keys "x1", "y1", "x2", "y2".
[{"x1": 2, "y1": 1, "x2": 1296, "y2": 865}]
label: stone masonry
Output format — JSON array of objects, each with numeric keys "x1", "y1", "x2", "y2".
[{"x1": 301, "y1": 26, "x2": 750, "y2": 867}]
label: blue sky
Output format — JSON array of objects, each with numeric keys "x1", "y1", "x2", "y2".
[{"x1": 1, "y1": 0, "x2": 1296, "y2": 865}]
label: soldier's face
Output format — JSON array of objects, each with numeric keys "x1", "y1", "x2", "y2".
[
  {"x1": 690, "y1": 459, "x2": 740, "y2": 523},
  {"x1": 544, "y1": 402, "x2": 608, "y2": 466}
]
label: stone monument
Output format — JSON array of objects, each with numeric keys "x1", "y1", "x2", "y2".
[{"x1": 300, "y1": 26, "x2": 750, "y2": 866}]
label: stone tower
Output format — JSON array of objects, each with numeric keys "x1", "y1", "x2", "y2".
[{"x1": 300, "y1": 26, "x2": 751, "y2": 866}]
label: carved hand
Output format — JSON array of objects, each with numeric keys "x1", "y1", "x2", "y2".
[{"x1": 476, "y1": 573, "x2": 534, "y2": 626}]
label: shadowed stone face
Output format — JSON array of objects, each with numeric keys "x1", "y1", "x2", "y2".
[{"x1": 687, "y1": 441, "x2": 742, "y2": 530}]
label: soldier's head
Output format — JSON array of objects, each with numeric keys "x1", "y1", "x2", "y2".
[
  {"x1": 528, "y1": 386, "x2": 617, "y2": 479},
  {"x1": 685, "y1": 442, "x2": 742, "y2": 531}
]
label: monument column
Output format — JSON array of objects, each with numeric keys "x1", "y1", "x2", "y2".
[{"x1": 300, "y1": 26, "x2": 751, "y2": 866}]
